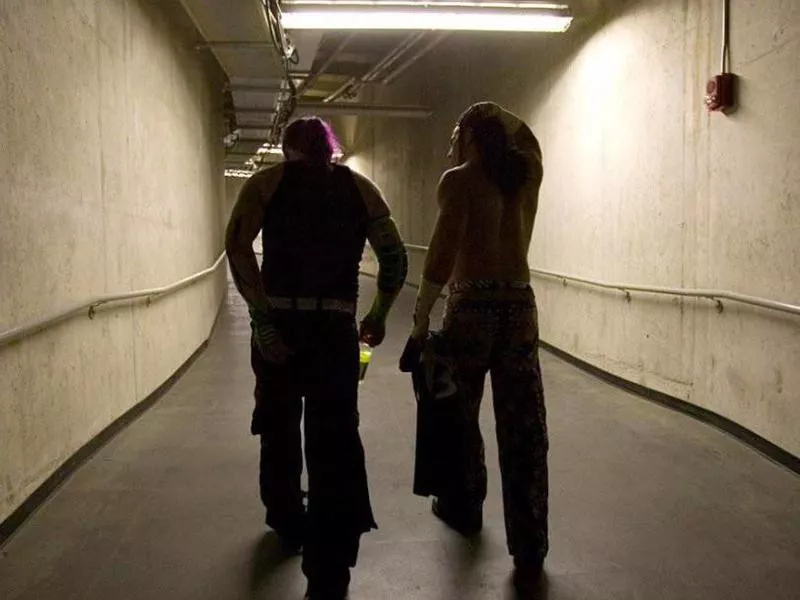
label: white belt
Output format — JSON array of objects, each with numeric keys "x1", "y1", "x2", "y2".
[{"x1": 266, "y1": 296, "x2": 356, "y2": 315}]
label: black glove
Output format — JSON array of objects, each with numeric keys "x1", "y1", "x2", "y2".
[
  {"x1": 399, "y1": 335, "x2": 424, "y2": 373},
  {"x1": 250, "y1": 307, "x2": 292, "y2": 363}
]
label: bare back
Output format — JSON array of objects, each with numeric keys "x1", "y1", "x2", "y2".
[
  {"x1": 422, "y1": 115, "x2": 543, "y2": 287},
  {"x1": 451, "y1": 163, "x2": 540, "y2": 283}
]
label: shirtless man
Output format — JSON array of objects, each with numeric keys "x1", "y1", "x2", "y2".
[{"x1": 408, "y1": 101, "x2": 547, "y2": 591}]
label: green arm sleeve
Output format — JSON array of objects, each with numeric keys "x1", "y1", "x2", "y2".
[
  {"x1": 365, "y1": 215, "x2": 408, "y2": 320},
  {"x1": 367, "y1": 215, "x2": 408, "y2": 294}
]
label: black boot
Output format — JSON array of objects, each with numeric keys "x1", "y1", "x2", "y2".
[
  {"x1": 512, "y1": 554, "x2": 544, "y2": 596},
  {"x1": 303, "y1": 567, "x2": 350, "y2": 599},
  {"x1": 266, "y1": 509, "x2": 306, "y2": 555},
  {"x1": 431, "y1": 497, "x2": 483, "y2": 535}
]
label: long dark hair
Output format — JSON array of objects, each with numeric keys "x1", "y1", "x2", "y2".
[
  {"x1": 281, "y1": 116, "x2": 341, "y2": 164},
  {"x1": 458, "y1": 110, "x2": 531, "y2": 198}
]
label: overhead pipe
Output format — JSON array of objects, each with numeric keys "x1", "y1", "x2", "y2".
[
  {"x1": 237, "y1": 136, "x2": 274, "y2": 143},
  {"x1": 295, "y1": 102, "x2": 432, "y2": 118},
  {"x1": 323, "y1": 76, "x2": 358, "y2": 103},
  {"x1": 225, "y1": 107, "x2": 277, "y2": 115},
  {"x1": 381, "y1": 32, "x2": 449, "y2": 85},
  {"x1": 361, "y1": 32, "x2": 425, "y2": 83},
  {"x1": 323, "y1": 32, "x2": 424, "y2": 103},
  {"x1": 296, "y1": 33, "x2": 356, "y2": 96},
  {"x1": 225, "y1": 84, "x2": 286, "y2": 93},
  {"x1": 196, "y1": 41, "x2": 273, "y2": 50},
  {"x1": 237, "y1": 127, "x2": 272, "y2": 136}
]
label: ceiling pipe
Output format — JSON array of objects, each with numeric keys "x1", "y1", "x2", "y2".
[
  {"x1": 323, "y1": 32, "x2": 423, "y2": 103},
  {"x1": 295, "y1": 102, "x2": 432, "y2": 118},
  {"x1": 361, "y1": 32, "x2": 425, "y2": 83},
  {"x1": 381, "y1": 32, "x2": 449, "y2": 85},
  {"x1": 237, "y1": 121, "x2": 280, "y2": 128},
  {"x1": 296, "y1": 32, "x2": 356, "y2": 96},
  {"x1": 323, "y1": 76, "x2": 358, "y2": 104},
  {"x1": 227, "y1": 103, "x2": 433, "y2": 120},
  {"x1": 226, "y1": 108, "x2": 278, "y2": 115},
  {"x1": 226, "y1": 84, "x2": 286, "y2": 93},
  {"x1": 196, "y1": 41, "x2": 273, "y2": 50},
  {"x1": 237, "y1": 127, "x2": 272, "y2": 135}
]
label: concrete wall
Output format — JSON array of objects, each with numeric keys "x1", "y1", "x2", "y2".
[
  {"x1": 224, "y1": 175, "x2": 246, "y2": 220},
  {"x1": 346, "y1": 0, "x2": 800, "y2": 456},
  {"x1": 0, "y1": 0, "x2": 227, "y2": 522}
]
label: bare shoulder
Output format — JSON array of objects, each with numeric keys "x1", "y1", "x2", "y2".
[
  {"x1": 243, "y1": 163, "x2": 285, "y2": 199},
  {"x1": 350, "y1": 167, "x2": 390, "y2": 220},
  {"x1": 437, "y1": 166, "x2": 469, "y2": 209}
]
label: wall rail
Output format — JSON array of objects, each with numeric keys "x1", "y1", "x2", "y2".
[
  {"x1": 0, "y1": 252, "x2": 227, "y2": 349},
  {"x1": 401, "y1": 243, "x2": 800, "y2": 317}
]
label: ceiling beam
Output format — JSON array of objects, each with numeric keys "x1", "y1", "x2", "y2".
[{"x1": 296, "y1": 102, "x2": 432, "y2": 118}]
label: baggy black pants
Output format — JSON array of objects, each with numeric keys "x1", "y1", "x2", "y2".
[
  {"x1": 441, "y1": 281, "x2": 549, "y2": 561},
  {"x1": 250, "y1": 310, "x2": 377, "y2": 578}
]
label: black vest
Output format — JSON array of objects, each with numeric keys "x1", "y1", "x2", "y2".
[{"x1": 260, "y1": 162, "x2": 368, "y2": 302}]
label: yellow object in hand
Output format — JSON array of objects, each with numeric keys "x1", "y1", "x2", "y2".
[{"x1": 359, "y1": 343, "x2": 373, "y2": 382}]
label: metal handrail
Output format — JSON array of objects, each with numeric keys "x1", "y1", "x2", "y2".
[
  {"x1": 399, "y1": 243, "x2": 800, "y2": 317},
  {"x1": 0, "y1": 252, "x2": 227, "y2": 348}
]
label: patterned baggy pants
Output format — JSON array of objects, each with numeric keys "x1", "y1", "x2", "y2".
[{"x1": 442, "y1": 280, "x2": 549, "y2": 560}]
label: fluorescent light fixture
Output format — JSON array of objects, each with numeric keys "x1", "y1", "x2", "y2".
[
  {"x1": 254, "y1": 144, "x2": 344, "y2": 160},
  {"x1": 280, "y1": 1, "x2": 573, "y2": 32},
  {"x1": 257, "y1": 145, "x2": 284, "y2": 155},
  {"x1": 282, "y1": 12, "x2": 572, "y2": 31},
  {"x1": 226, "y1": 169, "x2": 257, "y2": 178},
  {"x1": 285, "y1": 1, "x2": 568, "y2": 6}
]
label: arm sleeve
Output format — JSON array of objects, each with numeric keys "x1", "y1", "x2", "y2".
[{"x1": 367, "y1": 215, "x2": 408, "y2": 295}]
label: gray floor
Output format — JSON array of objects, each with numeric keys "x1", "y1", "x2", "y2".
[{"x1": 1, "y1": 277, "x2": 799, "y2": 600}]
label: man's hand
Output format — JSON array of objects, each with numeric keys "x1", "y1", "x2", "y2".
[
  {"x1": 256, "y1": 333, "x2": 293, "y2": 364},
  {"x1": 410, "y1": 314, "x2": 430, "y2": 341},
  {"x1": 251, "y1": 309, "x2": 292, "y2": 363},
  {"x1": 359, "y1": 312, "x2": 387, "y2": 347}
]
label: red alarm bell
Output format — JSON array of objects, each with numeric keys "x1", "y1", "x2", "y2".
[
  {"x1": 707, "y1": 0, "x2": 736, "y2": 113},
  {"x1": 705, "y1": 73, "x2": 736, "y2": 113}
]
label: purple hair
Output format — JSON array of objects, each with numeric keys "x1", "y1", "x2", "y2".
[{"x1": 281, "y1": 116, "x2": 341, "y2": 164}]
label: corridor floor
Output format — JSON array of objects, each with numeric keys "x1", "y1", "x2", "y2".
[{"x1": 1, "y1": 277, "x2": 799, "y2": 600}]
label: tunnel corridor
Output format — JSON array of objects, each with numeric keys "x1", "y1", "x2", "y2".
[
  {"x1": 1, "y1": 276, "x2": 798, "y2": 600},
  {"x1": 2, "y1": 1, "x2": 800, "y2": 598}
]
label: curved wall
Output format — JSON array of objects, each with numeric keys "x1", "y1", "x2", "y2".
[
  {"x1": 0, "y1": 0, "x2": 228, "y2": 523},
  {"x1": 345, "y1": 0, "x2": 800, "y2": 457}
]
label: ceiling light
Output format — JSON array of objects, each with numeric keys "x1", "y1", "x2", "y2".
[
  {"x1": 253, "y1": 144, "x2": 345, "y2": 160},
  {"x1": 257, "y1": 145, "x2": 284, "y2": 155},
  {"x1": 226, "y1": 169, "x2": 257, "y2": 178},
  {"x1": 280, "y1": 1, "x2": 573, "y2": 32}
]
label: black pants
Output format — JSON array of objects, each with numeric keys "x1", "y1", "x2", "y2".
[{"x1": 250, "y1": 310, "x2": 377, "y2": 577}]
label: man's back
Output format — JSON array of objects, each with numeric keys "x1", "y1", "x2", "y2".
[
  {"x1": 420, "y1": 110, "x2": 543, "y2": 288},
  {"x1": 260, "y1": 161, "x2": 368, "y2": 300},
  {"x1": 450, "y1": 160, "x2": 541, "y2": 283}
]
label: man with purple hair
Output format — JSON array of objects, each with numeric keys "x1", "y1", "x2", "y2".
[
  {"x1": 226, "y1": 116, "x2": 407, "y2": 599},
  {"x1": 407, "y1": 101, "x2": 548, "y2": 594}
]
